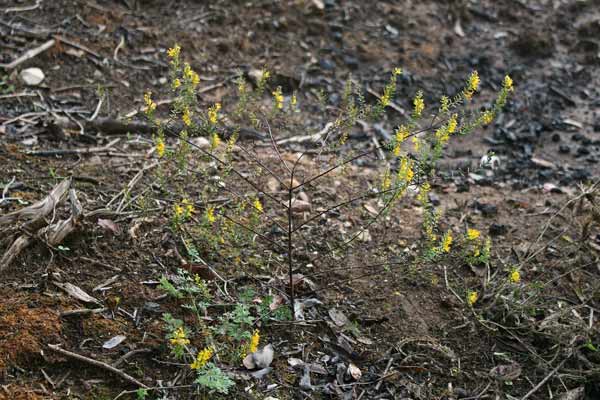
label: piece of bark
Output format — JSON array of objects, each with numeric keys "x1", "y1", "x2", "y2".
[
  {"x1": 0, "y1": 178, "x2": 70, "y2": 226},
  {"x1": 0, "y1": 189, "x2": 83, "y2": 272},
  {"x1": 42, "y1": 189, "x2": 83, "y2": 245}
]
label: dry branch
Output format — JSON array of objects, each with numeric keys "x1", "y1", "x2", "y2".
[
  {"x1": 0, "y1": 235, "x2": 33, "y2": 272},
  {"x1": 47, "y1": 344, "x2": 148, "y2": 388},
  {"x1": 0, "y1": 178, "x2": 70, "y2": 226},
  {"x1": 0, "y1": 187, "x2": 84, "y2": 272},
  {"x1": 27, "y1": 138, "x2": 120, "y2": 157},
  {"x1": 42, "y1": 189, "x2": 83, "y2": 244},
  {"x1": 0, "y1": 39, "x2": 55, "y2": 70}
]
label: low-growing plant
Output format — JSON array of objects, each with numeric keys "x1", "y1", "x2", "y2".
[{"x1": 143, "y1": 44, "x2": 513, "y2": 395}]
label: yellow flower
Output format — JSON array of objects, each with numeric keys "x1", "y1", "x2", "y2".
[
  {"x1": 191, "y1": 71, "x2": 200, "y2": 87},
  {"x1": 173, "y1": 78, "x2": 181, "y2": 89},
  {"x1": 156, "y1": 137, "x2": 165, "y2": 157},
  {"x1": 182, "y1": 107, "x2": 192, "y2": 127},
  {"x1": 435, "y1": 127, "x2": 450, "y2": 145},
  {"x1": 468, "y1": 71, "x2": 480, "y2": 92},
  {"x1": 208, "y1": 103, "x2": 221, "y2": 125},
  {"x1": 447, "y1": 114, "x2": 458, "y2": 134},
  {"x1": 183, "y1": 63, "x2": 192, "y2": 78},
  {"x1": 253, "y1": 198, "x2": 263, "y2": 213},
  {"x1": 467, "y1": 228, "x2": 480, "y2": 240},
  {"x1": 380, "y1": 93, "x2": 391, "y2": 107},
  {"x1": 412, "y1": 136, "x2": 420, "y2": 153},
  {"x1": 190, "y1": 347, "x2": 213, "y2": 370},
  {"x1": 406, "y1": 166, "x2": 414, "y2": 183},
  {"x1": 398, "y1": 157, "x2": 414, "y2": 184},
  {"x1": 442, "y1": 231, "x2": 452, "y2": 253},
  {"x1": 237, "y1": 78, "x2": 247, "y2": 94},
  {"x1": 395, "y1": 125, "x2": 409, "y2": 143},
  {"x1": 169, "y1": 327, "x2": 189, "y2": 347},
  {"x1": 206, "y1": 206, "x2": 216, "y2": 224},
  {"x1": 417, "y1": 181, "x2": 430, "y2": 204},
  {"x1": 210, "y1": 132, "x2": 221, "y2": 150},
  {"x1": 467, "y1": 291, "x2": 478, "y2": 306},
  {"x1": 182, "y1": 198, "x2": 195, "y2": 216},
  {"x1": 504, "y1": 75, "x2": 514, "y2": 91},
  {"x1": 249, "y1": 330, "x2": 260, "y2": 354},
  {"x1": 482, "y1": 110, "x2": 494, "y2": 125},
  {"x1": 291, "y1": 93, "x2": 297, "y2": 107},
  {"x1": 174, "y1": 204, "x2": 184, "y2": 218},
  {"x1": 167, "y1": 44, "x2": 181, "y2": 59},
  {"x1": 183, "y1": 63, "x2": 199, "y2": 86},
  {"x1": 381, "y1": 170, "x2": 392, "y2": 191},
  {"x1": 413, "y1": 91, "x2": 425, "y2": 118},
  {"x1": 262, "y1": 70, "x2": 270, "y2": 80},
  {"x1": 272, "y1": 86, "x2": 284, "y2": 110},
  {"x1": 392, "y1": 67, "x2": 402, "y2": 76},
  {"x1": 510, "y1": 269, "x2": 521, "y2": 284},
  {"x1": 144, "y1": 92, "x2": 156, "y2": 114}
]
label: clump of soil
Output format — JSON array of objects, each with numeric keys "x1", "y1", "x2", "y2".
[
  {"x1": 0, "y1": 388, "x2": 42, "y2": 400},
  {"x1": 0, "y1": 294, "x2": 62, "y2": 373},
  {"x1": 510, "y1": 30, "x2": 555, "y2": 58}
]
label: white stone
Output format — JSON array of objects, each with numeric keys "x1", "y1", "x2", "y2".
[{"x1": 20, "y1": 67, "x2": 45, "y2": 85}]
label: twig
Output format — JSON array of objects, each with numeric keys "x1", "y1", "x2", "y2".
[
  {"x1": 0, "y1": 176, "x2": 16, "y2": 204},
  {"x1": 461, "y1": 381, "x2": 492, "y2": 400},
  {"x1": 54, "y1": 35, "x2": 101, "y2": 59},
  {"x1": 3, "y1": 0, "x2": 41, "y2": 13},
  {"x1": 0, "y1": 178, "x2": 70, "y2": 226},
  {"x1": 111, "y1": 348, "x2": 152, "y2": 368},
  {"x1": 105, "y1": 162, "x2": 158, "y2": 212},
  {"x1": 60, "y1": 308, "x2": 107, "y2": 317},
  {"x1": 520, "y1": 357, "x2": 568, "y2": 400},
  {"x1": 113, "y1": 35, "x2": 125, "y2": 61},
  {"x1": 0, "y1": 91, "x2": 37, "y2": 99},
  {"x1": 0, "y1": 39, "x2": 55, "y2": 70},
  {"x1": 444, "y1": 265, "x2": 465, "y2": 304},
  {"x1": 374, "y1": 357, "x2": 394, "y2": 391},
  {"x1": 276, "y1": 122, "x2": 333, "y2": 145},
  {"x1": 112, "y1": 384, "x2": 193, "y2": 400},
  {"x1": 26, "y1": 138, "x2": 120, "y2": 156},
  {"x1": 47, "y1": 344, "x2": 148, "y2": 388},
  {"x1": 88, "y1": 95, "x2": 104, "y2": 122}
]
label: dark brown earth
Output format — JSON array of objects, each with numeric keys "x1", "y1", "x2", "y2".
[{"x1": 1, "y1": 0, "x2": 600, "y2": 399}]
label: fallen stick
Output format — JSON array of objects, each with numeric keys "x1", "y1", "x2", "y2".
[
  {"x1": 42, "y1": 189, "x2": 83, "y2": 244},
  {"x1": 60, "y1": 307, "x2": 107, "y2": 317},
  {"x1": 0, "y1": 91, "x2": 37, "y2": 99},
  {"x1": 276, "y1": 122, "x2": 333, "y2": 145},
  {"x1": 26, "y1": 138, "x2": 120, "y2": 156},
  {"x1": 0, "y1": 235, "x2": 32, "y2": 272},
  {"x1": 54, "y1": 35, "x2": 101, "y2": 59},
  {"x1": 47, "y1": 344, "x2": 148, "y2": 388},
  {"x1": 51, "y1": 115, "x2": 266, "y2": 141},
  {"x1": 0, "y1": 178, "x2": 70, "y2": 226},
  {"x1": 0, "y1": 189, "x2": 83, "y2": 272},
  {"x1": 520, "y1": 357, "x2": 568, "y2": 400},
  {"x1": 111, "y1": 349, "x2": 152, "y2": 368},
  {"x1": 3, "y1": 0, "x2": 41, "y2": 13},
  {"x1": 0, "y1": 39, "x2": 55, "y2": 70}
]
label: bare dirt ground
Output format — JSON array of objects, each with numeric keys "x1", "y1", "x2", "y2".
[{"x1": 1, "y1": 0, "x2": 600, "y2": 399}]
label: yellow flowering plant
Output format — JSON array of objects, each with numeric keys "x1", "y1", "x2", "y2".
[
  {"x1": 190, "y1": 347, "x2": 214, "y2": 370},
  {"x1": 142, "y1": 46, "x2": 514, "y2": 396},
  {"x1": 467, "y1": 290, "x2": 479, "y2": 306}
]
